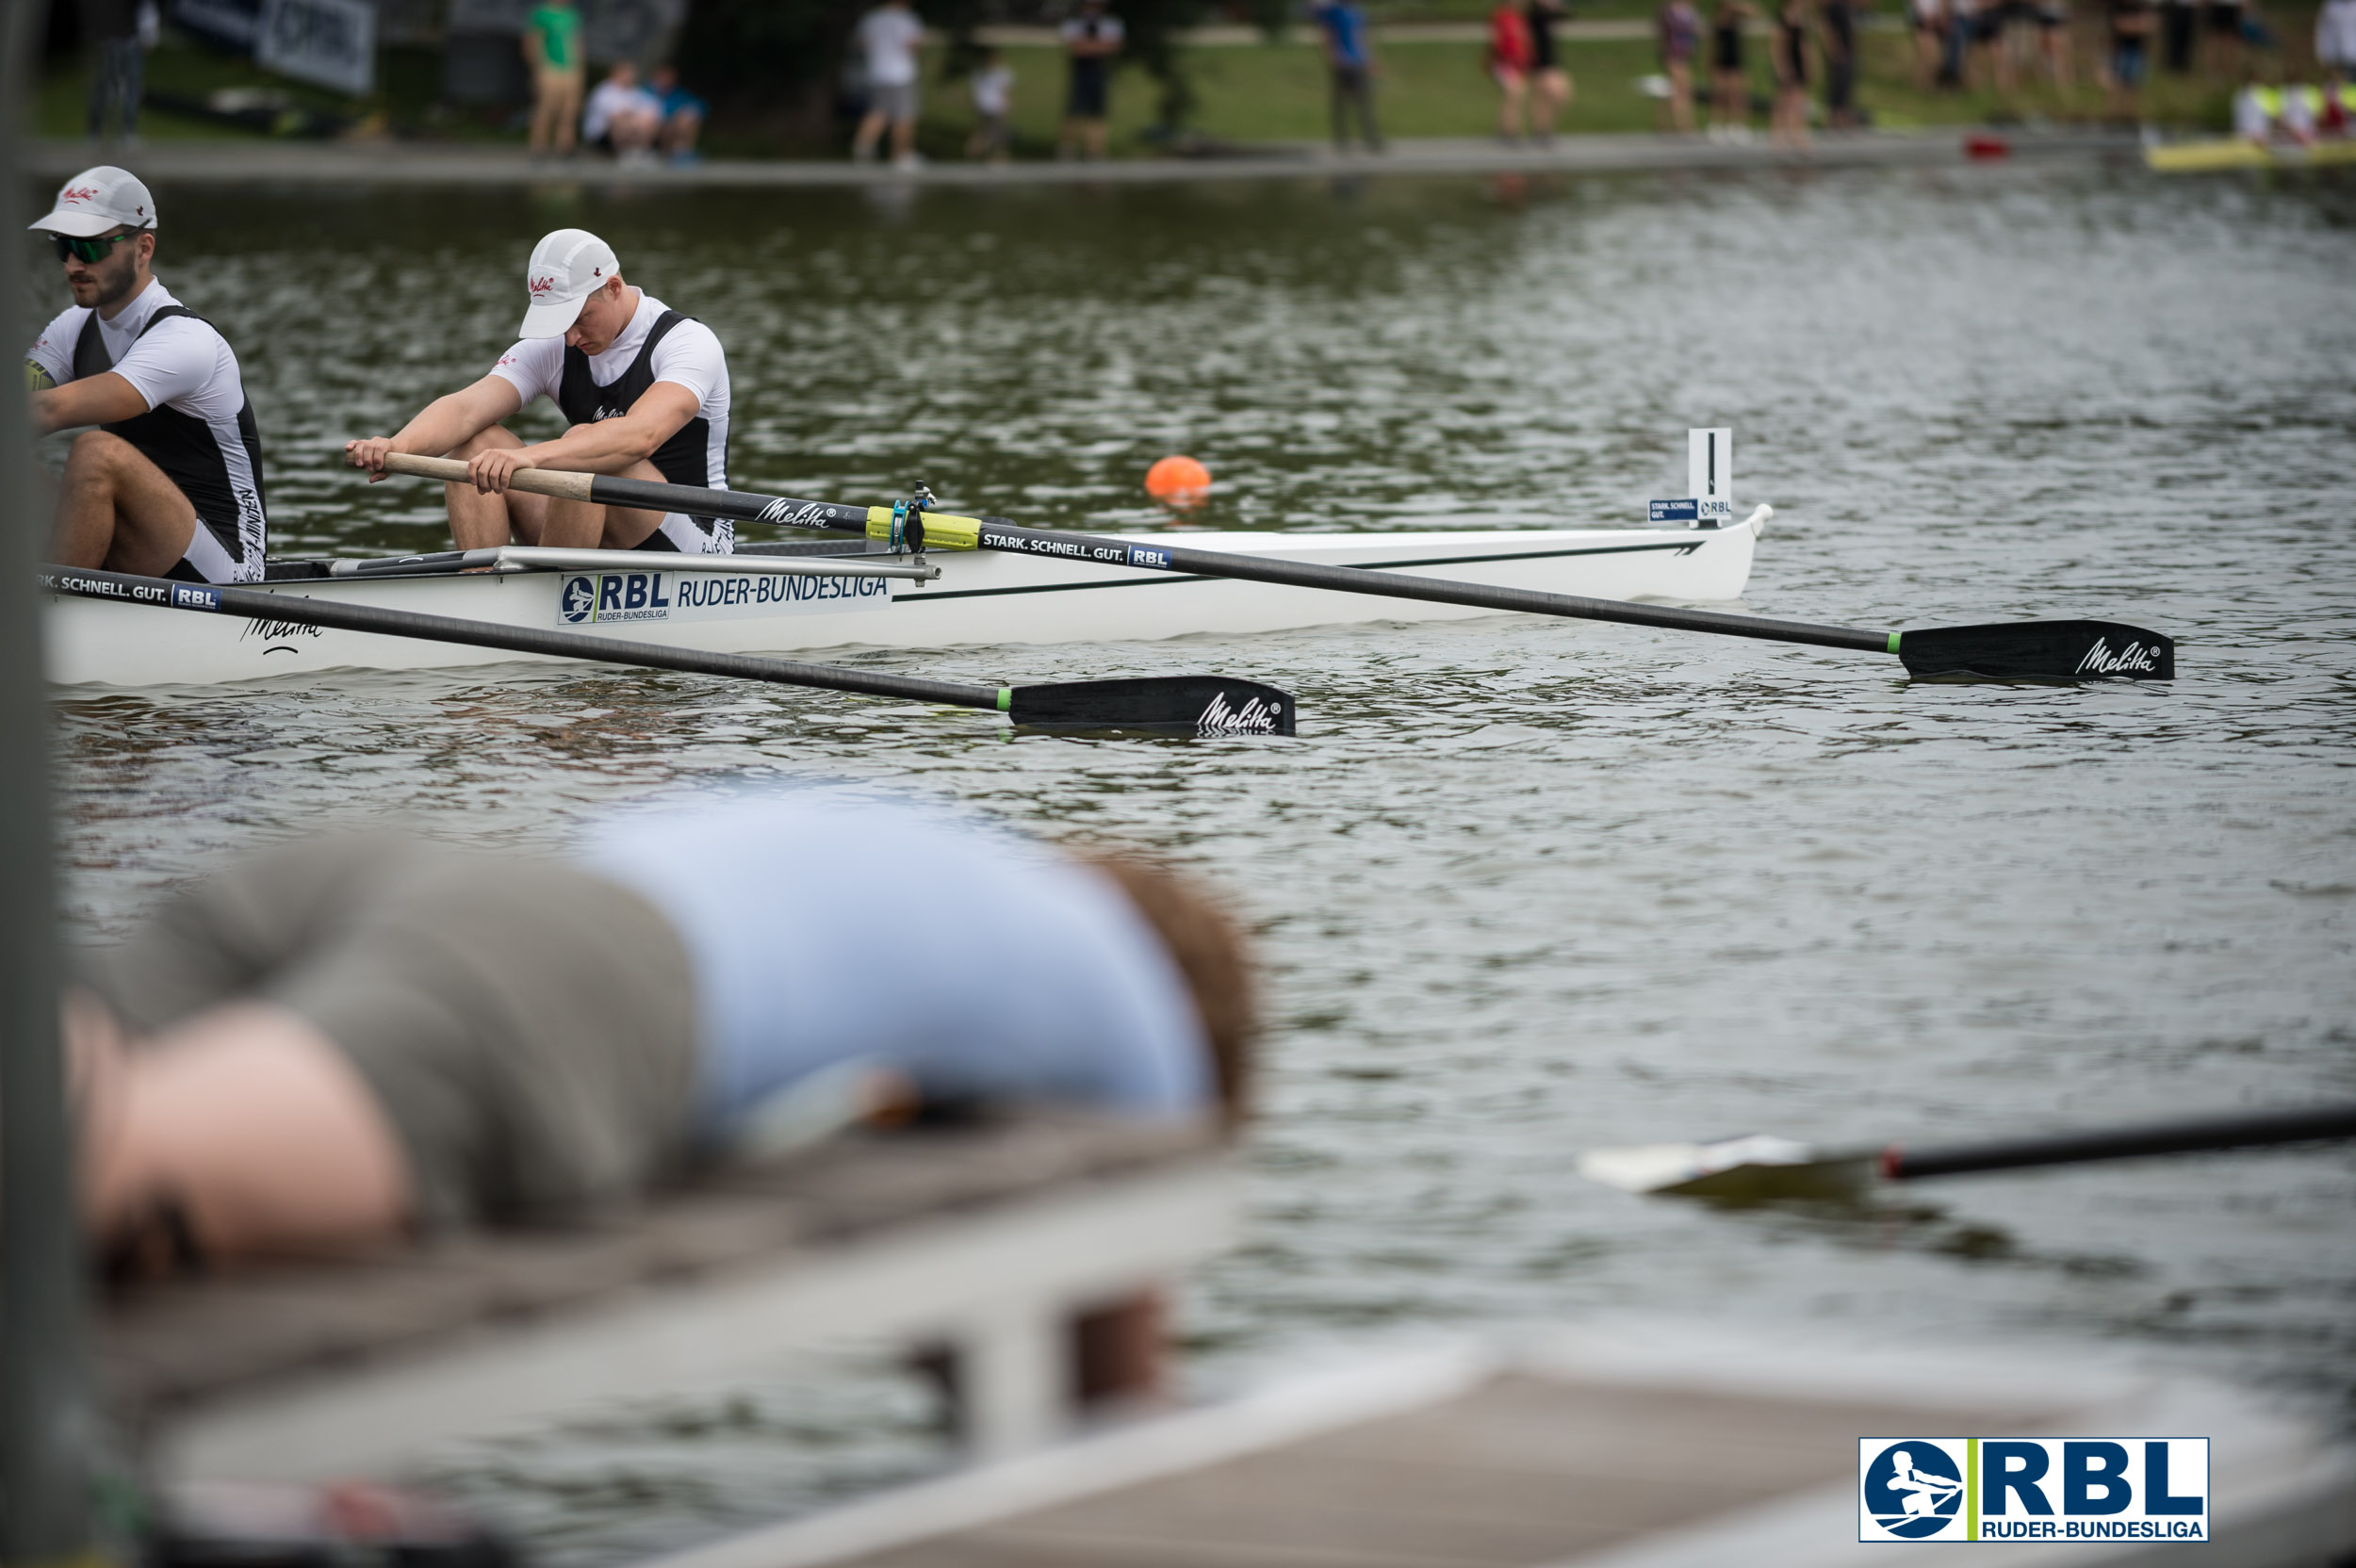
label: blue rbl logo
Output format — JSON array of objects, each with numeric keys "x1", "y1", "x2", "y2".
[
  {"x1": 560, "y1": 576, "x2": 597, "y2": 624},
  {"x1": 1858, "y1": 1438, "x2": 2209, "y2": 1543},
  {"x1": 1861, "y1": 1442, "x2": 1965, "y2": 1538},
  {"x1": 1125, "y1": 544, "x2": 1174, "y2": 570}
]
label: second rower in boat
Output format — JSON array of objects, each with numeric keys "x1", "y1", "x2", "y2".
[{"x1": 344, "y1": 226, "x2": 733, "y2": 554}]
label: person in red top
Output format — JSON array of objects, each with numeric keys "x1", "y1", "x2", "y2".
[{"x1": 1489, "y1": 0, "x2": 1536, "y2": 140}]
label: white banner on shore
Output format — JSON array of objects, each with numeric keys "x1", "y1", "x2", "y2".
[{"x1": 256, "y1": 0, "x2": 376, "y2": 95}]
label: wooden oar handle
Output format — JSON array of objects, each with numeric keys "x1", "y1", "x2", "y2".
[{"x1": 377, "y1": 451, "x2": 597, "y2": 502}]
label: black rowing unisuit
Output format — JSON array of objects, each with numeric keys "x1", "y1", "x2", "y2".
[
  {"x1": 72, "y1": 304, "x2": 268, "y2": 581},
  {"x1": 557, "y1": 309, "x2": 726, "y2": 549}
]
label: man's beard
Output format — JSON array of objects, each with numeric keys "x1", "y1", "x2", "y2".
[{"x1": 79, "y1": 260, "x2": 140, "y2": 310}]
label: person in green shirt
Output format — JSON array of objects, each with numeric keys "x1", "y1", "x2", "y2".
[{"x1": 526, "y1": 0, "x2": 585, "y2": 156}]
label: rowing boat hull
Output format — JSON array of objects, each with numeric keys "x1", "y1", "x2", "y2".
[
  {"x1": 44, "y1": 519, "x2": 1759, "y2": 688},
  {"x1": 2145, "y1": 139, "x2": 2356, "y2": 172}
]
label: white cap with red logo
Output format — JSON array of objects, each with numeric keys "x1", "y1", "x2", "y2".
[
  {"x1": 27, "y1": 166, "x2": 157, "y2": 238},
  {"x1": 519, "y1": 228, "x2": 622, "y2": 338}
]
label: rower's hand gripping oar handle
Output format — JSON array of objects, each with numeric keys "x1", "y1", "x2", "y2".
[{"x1": 378, "y1": 451, "x2": 598, "y2": 503}]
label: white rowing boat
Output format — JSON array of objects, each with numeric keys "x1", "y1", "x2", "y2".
[{"x1": 43, "y1": 514, "x2": 1763, "y2": 688}]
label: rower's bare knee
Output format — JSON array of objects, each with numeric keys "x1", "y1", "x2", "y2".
[{"x1": 63, "y1": 429, "x2": 138, "y2": 484}]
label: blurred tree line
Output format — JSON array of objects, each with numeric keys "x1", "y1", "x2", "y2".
[{"x1": 676, "y1": 0, "x2": 1287, "y2": 139}]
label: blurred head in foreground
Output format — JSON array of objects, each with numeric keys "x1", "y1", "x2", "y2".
[{"x1": 71, "y1": 790, "x2": 1255, "y2": 1276}]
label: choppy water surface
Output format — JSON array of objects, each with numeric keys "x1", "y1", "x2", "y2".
[{"x1": 44, "y1": 166, "x2": 2356, "y2": 1560}]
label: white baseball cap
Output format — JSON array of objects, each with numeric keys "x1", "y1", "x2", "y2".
[
  {"x1": 27, "y1": 166, "x2": 157, "y2": 238},
  {"x1": 519, "y1": 228, "x2": 621, "y2": 338}
]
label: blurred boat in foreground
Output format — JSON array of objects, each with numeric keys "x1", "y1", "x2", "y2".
[
  {"x1": 2145, "y1": 139, "x2": 2356, "y2": 173},
  {"x1": 642, "y1": 1321, "x2": 2356, "y2": 1568},
  {"x1": 105, "y1": 1114, "x2": 1233, "y2": 1479}
]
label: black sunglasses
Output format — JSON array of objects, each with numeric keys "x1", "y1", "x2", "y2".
[{"x1": 50, "y1": 229, "x2": 145, "y2": 264}]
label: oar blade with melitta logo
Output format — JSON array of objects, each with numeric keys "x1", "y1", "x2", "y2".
[
  {"x1": 1895, "y1": 620, "x2": 2175, "y2": 683},
  {"x1": 1006, "y1": 677, "x2": 1298, "y2": 736}
]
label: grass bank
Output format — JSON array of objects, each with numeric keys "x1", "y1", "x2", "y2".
[
  {"x1": 36, "y1": 8, "x2": 2304, "y2": 158},
  {"x1": 925, "y1": 27, "x2": 2253, "y2": 154}
]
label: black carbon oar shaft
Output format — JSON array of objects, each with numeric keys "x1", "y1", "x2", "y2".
[
  {"x1": 40, "y1": 567, "x2": 1005, "y2": 708},
  {"x1": 1883, "y1": 1105, "x2": 2356, "y2": 1182},
  {"x1": 368, "y1": 457, "x2": 2171, "y2": 681},
  {"x1": 564, "y1": 468, "x2": 1891, "y2": 655}
]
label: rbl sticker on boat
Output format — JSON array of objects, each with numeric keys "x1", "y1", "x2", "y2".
[{"x1": 1857, "y1": 1437, "x2": 2208, "y2": 1543}]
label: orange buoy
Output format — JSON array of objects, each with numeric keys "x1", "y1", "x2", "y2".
[{"x1": 1144, "y1": 454, "x2": 1212, "y2": 505}]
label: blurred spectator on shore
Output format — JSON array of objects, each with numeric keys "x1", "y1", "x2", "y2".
[
  {"x1": 2235, "y1": 70, "x2": 2319, "y2": 140},
  {"x1": 2232, "y1": 69, "x2": 2272, "y2": 135},
  {"x1": 2320, "y1": 76, "x2": 2353, "y2": 133},
  {"x1": 967, "y1": 46, "x2": 1015, "y2": 162},
  {"x1": 1939, "y1": 0, "x2": 1971, "y2": 80},
  {"x1": 85, "y1": 0, "x2": 152, "y2": 147},
  {"x1": 1058, "y1": 0, "x2": 1124, "y2": 160},
  {"x1": 2277, "y1": 74, "x2": 2317, "y2": 138},
  {"x1": 583, "y1": 60, "x2": 663, "y2": 161},
  {"x1": 1658, "y1": 0, "x2": 1702, "y2": 127},
  {"x1": 1909, "y1": 0, "x2": 1945, "y2": 86},
  {"x1": 526, "y1": 0, "x2": 584, "y2": 156},
  {"x1": 1488, "y1": 0, "x2": 1535, "y2": 140},
  {"x1": 1968, "y1": 0, "x2": 2011, "y2": 90},
  {"x1": 2160, "y1": 0, "x2": 2196, "y2": 71},
  {"x1": 1822, "y1": 0, "x2": 1857, "y2": 124},
  {"x1": 648, "y1": 66, "x2": 706, "y2": 164},
  {"x1": 2035, "y1": 0, "x2": 2072, "y2": 86},
  {"x1": 1771, "y1": 0, "x2": 1810, "y2": 144},
  {"x1": 2201, "y1": 0, "x2": 2244, "y2": 79},
  {"x1": 2319, "y1": 0, "x2": 2356, "y2": 84},
  {"x1": 1709, "y1": 0, "x2": 1752, "y2": 139},
  {"x1": 1527, "y1": 0, "x2": 1574, "y2": 142},
  {"x1": 1313, "y1": 0, "x2": 1384, "y2": 152},
  {"x1": 852, "y1": 0, "x2": 924, "y2": 168},
  {"x1": 2105, "y1": 0, "x2": 2153, "y2": 117}
]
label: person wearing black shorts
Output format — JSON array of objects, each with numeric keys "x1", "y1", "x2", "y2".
[
  {"x1": 1822, "y1": 0, "x2": 1858, "y2": 124},
  {"x1": 1710, "y1": 0, "x2": 1752, "y2": 137},
  {"x1": 1059, "y1": 0, "x2": 1124, "y2": 160},
  {"x1": 2160, "y1": 0, "x2": 2196, "y2": 71},
  {"x1": 2201, "y1": 0, "x2": 2243, "y2": 78},
  {"x1": 2108, "y1": 0, "x2": 2154, "y2": 116},
  {"x1": 1527, "y1": 0, "x2": 1575, "y2": 141},
  {"x1": 1772, "y1": 0, "x2": 1811, "y2": 144}
]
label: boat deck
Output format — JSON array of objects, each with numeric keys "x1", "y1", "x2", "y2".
[
  {"x1": 830, "y1": 1372, "x2": 2017, "y2": 1568},
  {"x1": 642, "y1": 1325, "x2": 2356, "y2": 1568},
  {"x1": 102, "y1": 1113, "x2": 1234, "y2": 1480}
]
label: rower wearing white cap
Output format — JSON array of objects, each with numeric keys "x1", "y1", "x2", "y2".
[
  {"x1": 23, "y1": 166, "x2": 269, "y2": 583},
  {"x1": 345, "y1": 229, "x2": 733, "y2": 554}
]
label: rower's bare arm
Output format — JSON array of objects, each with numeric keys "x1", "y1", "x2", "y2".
[
  {"x1": 348, "y1": 375, "x2": 524, "y2": 482},
  {"x1": 511, "y1": 381, "x2": 699, "y2": 474},
  {"x1": 30, "y1": 370, "x2": 149, "y2": 436}
]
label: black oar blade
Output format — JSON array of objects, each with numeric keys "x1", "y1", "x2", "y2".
[
  {"x1": 1897, "y1": 620, "x2": 2174, "y2": 683},
  {"x1": 1006, "y1": 677, "x2": 1297, "y2": 736}
]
